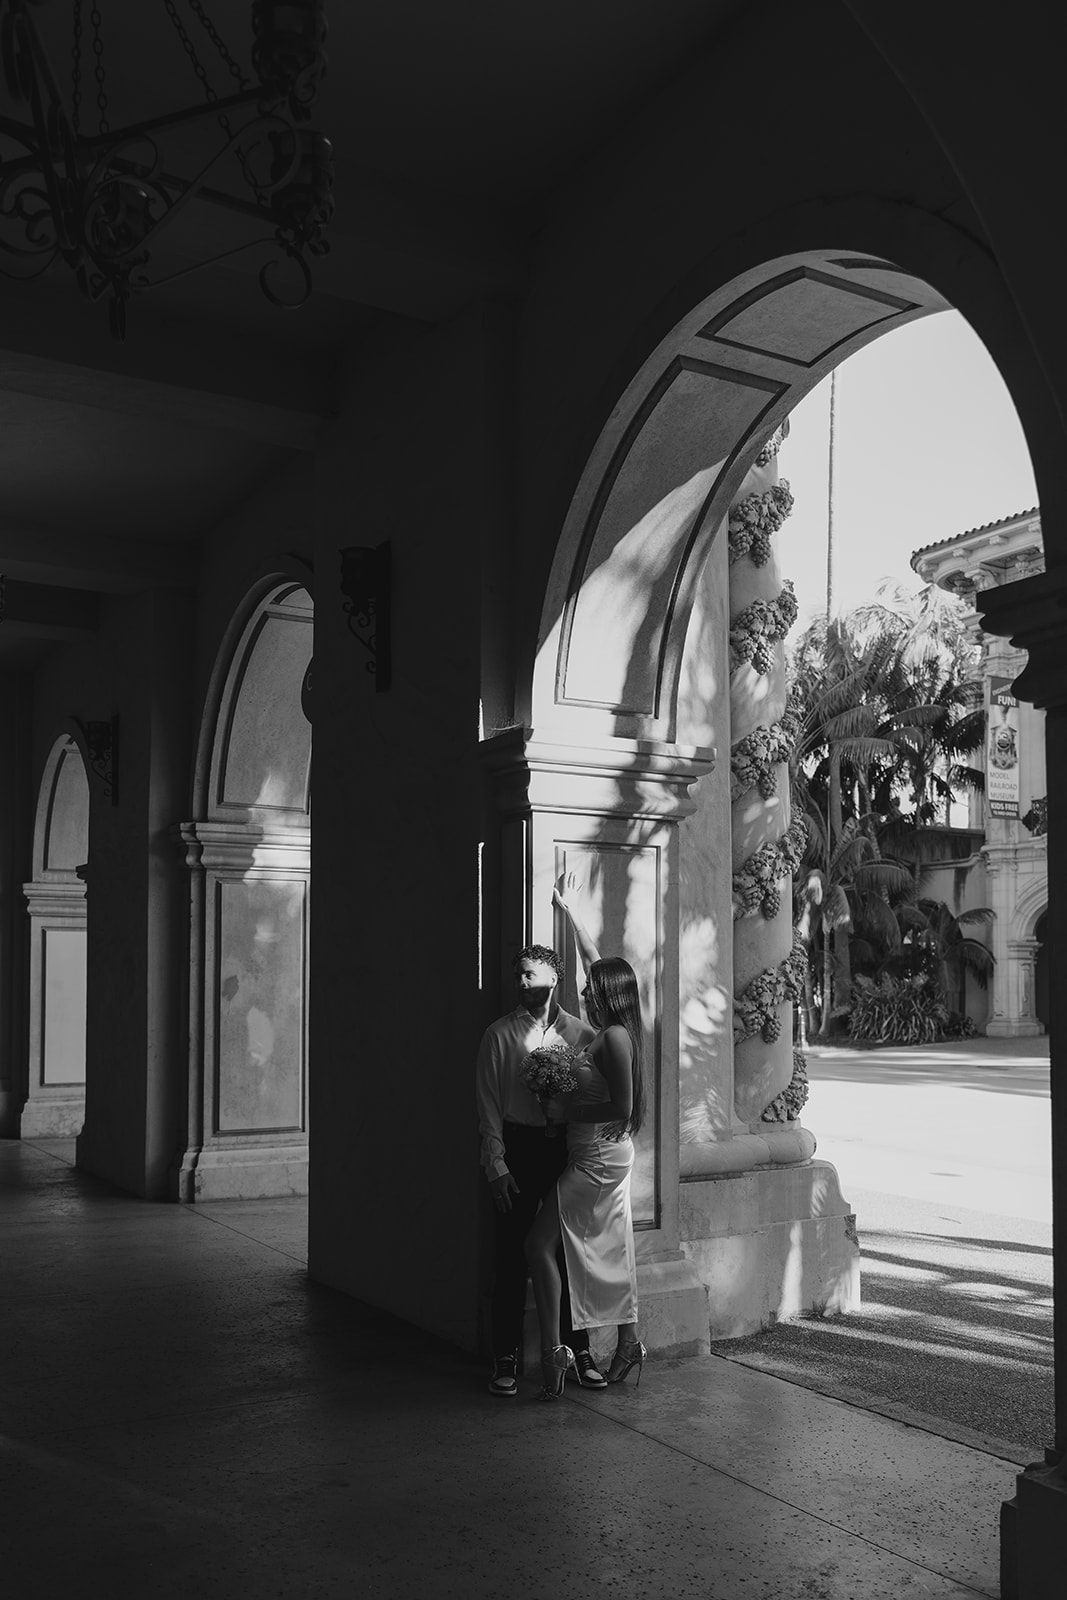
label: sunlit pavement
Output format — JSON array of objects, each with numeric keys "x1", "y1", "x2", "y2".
[{"x1": 715, "y1": 1034, "x2": 1053, "y2": 1462}]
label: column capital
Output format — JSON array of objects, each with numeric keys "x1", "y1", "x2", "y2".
[
  {"x1": 479, "y1": 727, "x2": 715, "y2": 821},
  {"x1": 977, "y1": 567, "x2": 1067, "y2": 708}
]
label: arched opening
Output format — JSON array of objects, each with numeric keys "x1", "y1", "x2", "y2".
[
  {"x1": 21, "y1": 735, "x2": 90, "y2": 1139},
  {"x1": 176, "y1": 578, "x2": 312, "y2": 1201},
  {"x1": 491, "y1": 246, "x2": 1036, "y2": 1349}
]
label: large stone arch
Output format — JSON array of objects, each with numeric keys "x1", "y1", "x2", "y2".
[
  {"x1": 175, "y1": 573, "x2": 313, "y2": 1201},
  {"x1": 20, "y1": 734, "x2": 90, "y2": 1138},
  {"x1": 488, "y1": 241, "x2": 1040, "y2": 1347}
]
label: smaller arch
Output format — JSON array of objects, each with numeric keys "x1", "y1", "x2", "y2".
[
  {"x1": 21, "y1": 734, "x2": 90, "y2": 1139},
  {"x1": 1011, "y1": 874, "x2": 1048, "y2": 943},
  {"x1": 177, "y1": 572, "x2": 313, "y2": 1202}
]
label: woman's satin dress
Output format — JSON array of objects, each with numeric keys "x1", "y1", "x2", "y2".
[{"x1": 558, "y1": 1045, "x2": 638, "y2": 1331}]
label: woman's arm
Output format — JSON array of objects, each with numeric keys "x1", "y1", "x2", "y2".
[
  {"x1": 552, "y1": 870, "x2": 601, "y2": 975},
  {"x1": 554, "y1": 1026, "x2": 634, "y2": 1123}
]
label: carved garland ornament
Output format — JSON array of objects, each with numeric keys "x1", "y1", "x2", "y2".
[
  {"x1": 732, "y1": 815, "x2": 809, "y2": 921},
  {"x1": 733, "y1": 930, "x2": 807, "y2": 1045},
  {"x1": 730, "y1": 692, "x2": 803, "y2": 801},
  {"x1": 761, "y1": 1049, "x2": 810, "y2": 1123},
  {"x1": 729, "y1": 582, "x2": 798, "y2": 675},
  {"x1": 727, "y1": 481, "x2": 795, "y2": 567},
  {"x1": 755, "y1": 418, "x2": 790, "y2": 466}
]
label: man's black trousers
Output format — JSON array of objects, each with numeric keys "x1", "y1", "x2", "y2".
[{"x1": 490, "y1": 1120, "x2": 589, "y2": 1358}]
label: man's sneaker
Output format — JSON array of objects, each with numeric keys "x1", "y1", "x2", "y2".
[
  {"x1": 570, "y1": 1349, "x2": 608, "y2": 1388},
  {"x1": 488, "y1": 1352, "x2": 518, "y2": 1396}
]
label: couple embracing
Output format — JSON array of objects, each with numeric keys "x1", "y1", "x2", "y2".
[{"x1": 475, "y1": 873, "x2": 646, "y2": 1400}]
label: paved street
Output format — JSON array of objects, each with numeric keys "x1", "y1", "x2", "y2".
[{"x1": 716, "y1": 1035, "x2": 1054, "y2": 1463}]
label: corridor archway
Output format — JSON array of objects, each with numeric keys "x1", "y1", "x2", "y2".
[
  {"x1": 21, "y1": 734, "x2": 89, "y2": 1138},
  {"x1": 176, "y1": 577, "x2": 312, "y2": 1201},
  {"x1": 493, "y1": 244, "x2": 1036, "y2": 1346}
]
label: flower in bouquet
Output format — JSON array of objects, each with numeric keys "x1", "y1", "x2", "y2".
[{"x1": 520, "y1": 1042, "x2": 579, "y2": 1100}]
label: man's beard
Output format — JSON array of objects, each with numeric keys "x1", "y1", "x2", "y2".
[{"x1": 519, "y1": 987, "x2": 552, "y2": 1011}]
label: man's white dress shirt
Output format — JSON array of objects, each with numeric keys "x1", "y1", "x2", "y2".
[{"x1": 476, "y1": 1004, "x2": 595, "y2": 1181}]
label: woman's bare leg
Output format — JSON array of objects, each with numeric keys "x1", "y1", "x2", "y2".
[{"x1": 525, "y1": 1189, "x2": 564, "y2": 1351}]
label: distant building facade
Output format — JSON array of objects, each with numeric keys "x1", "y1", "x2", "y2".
[{"x1": 912, "y1": 511, "x2": 1047, "y2": 1036}]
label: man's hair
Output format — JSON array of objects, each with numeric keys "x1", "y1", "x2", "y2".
[{"x1": 512, "y1": 944, "x2": 564, "y2": 981}]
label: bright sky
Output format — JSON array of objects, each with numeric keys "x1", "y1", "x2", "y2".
[{"x1": 777, "y1": 310, "x2": 1039, "y2": 624}]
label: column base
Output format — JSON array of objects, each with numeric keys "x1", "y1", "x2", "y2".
[
  {"x1": 1001, "y1": 1454, "x2": 1067, "y2": 1599},
  {"x1": 172, "y1": 1139, "x2": 309, "y2": 1201},
  {"x1": 985, "y1": 1019, "x2": 1045, "y2": 1037},
  {"x1": 679, "y1": 1158, "x2": 860, "y2": 1339},
  {"x1": 20, "y1": 1091, "x2": 85, "y2": 1139}
]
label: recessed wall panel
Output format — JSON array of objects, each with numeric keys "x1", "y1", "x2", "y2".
[
  {"x1": 42, "y1": 926, "x2": 87, "y2": 1085},
  {"x1": 562, "y1": 359, "x2": 781, "y2": 714},
  {"x1": 219, "y1": 610, "x2": 312, "y2": 812},
  {"x1": 216, "y1": 877, "x2": 306, "y2": 1133}
]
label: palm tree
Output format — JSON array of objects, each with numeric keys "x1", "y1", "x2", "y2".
[{"x1": 788, "y1": 588, "x2": 985, "y2": 1034}]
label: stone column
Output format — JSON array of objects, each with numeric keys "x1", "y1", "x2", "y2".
[
  {"x1": 675, "y1": 434, "x2": 857, "y2": 1338},
  {"x1": 985, "y1": 846, "x2": 1046, "y2": 1036},
  {"x1": 977, "y1": 570, "x2": 1067, "y2": 1596},
  {"x1": 727, "y1": 444, "x2": 809, "y2": 1134}
]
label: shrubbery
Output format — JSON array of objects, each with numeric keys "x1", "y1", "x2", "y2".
[{"x1": 849, "y1": 972, "x2": 949, "y2": 1045}]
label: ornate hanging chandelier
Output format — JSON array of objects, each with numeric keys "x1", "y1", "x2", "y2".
[{"x1": 0, "y1": 0, "x2": 334, "y2": 337}]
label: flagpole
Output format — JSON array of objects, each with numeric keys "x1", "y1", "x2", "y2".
[{"x1": 826, "y1": 367, "x2": 838, "y2": 622}]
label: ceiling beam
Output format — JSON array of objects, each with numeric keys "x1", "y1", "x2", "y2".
[
  {"x1": 0, "y1": 525, "x2": 196, "y2": 593},
  {"x1": 0, "y1": 347, "x2": 329, "y2": 452},
  {"x1": 0, "y1": 577, "x2": 100, "y2": 634}
]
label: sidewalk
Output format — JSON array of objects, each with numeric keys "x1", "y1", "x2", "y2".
[
  {"x1": 2, "y1": 1138, "x2": 1016, "y2": 1599},
  {"x1": 716, "y1": 1035, "x2": 1054, "y2": 1461}
]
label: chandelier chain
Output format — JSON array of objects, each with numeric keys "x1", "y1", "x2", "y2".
[
  {"x1": 162, "y1": 0, "x2": 239, "y2": 142},
  {"x1": 70, "y1": 0, "x2": 84, "y2": 136},
  {"x1": 89, "y1": 4, "x2": 108, "y2": 135},
  {"x1": 186, "y1": 0, "x2": 250, "y2": 92},
  {"x1": 162, "y1": 0, "x2": 218, "y2": 104}
]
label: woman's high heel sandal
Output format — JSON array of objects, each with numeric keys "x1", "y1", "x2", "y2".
[
  {"x1": 606, "y1": 1339, "x2": 647, "y2": 1386},
  {"x1": 537, "y1": 1344, "x2": 574, "y2": 1400}
]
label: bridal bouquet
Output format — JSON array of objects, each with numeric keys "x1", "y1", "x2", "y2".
[{"x1": 520, "y1": 1043, "x2": 579, "y2": 1136}]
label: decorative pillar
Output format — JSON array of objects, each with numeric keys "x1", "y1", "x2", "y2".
[
  {"x1": 978, "y1": 569, "x2": 1067, "y2": 1598},
  {"x1": 727, "y1": 442, "x2": 810, "y2": 1132},
  {"x1": 675, "y1": 429, "x2": 858, "y2": 1338}
]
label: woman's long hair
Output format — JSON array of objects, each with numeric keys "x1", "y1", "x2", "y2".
[{"x1": 586, "y1": 956, "x2": 645, "y2": 1138}]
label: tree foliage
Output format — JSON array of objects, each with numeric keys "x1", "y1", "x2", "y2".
[{"x1": 787, "y1": 585, "x2": 992, "y2": 1041}]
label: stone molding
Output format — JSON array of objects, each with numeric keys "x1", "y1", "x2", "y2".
[
  {"x1": 23, "y1": 878, "x2": 87, "y2": 917},
  {"x1": 480, "y1": 728, "x2": 714, "y2": 821},
  {"x1": 177, "y1": 820, "x2": 310, "y2": 875},
  {"x1": 679, "y1": 1123, "x2": 817, "y2": 1178}
]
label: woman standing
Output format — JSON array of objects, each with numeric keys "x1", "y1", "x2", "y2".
[{"x1": 525, "y1": 873, "x2": 647, "y2": 1399}]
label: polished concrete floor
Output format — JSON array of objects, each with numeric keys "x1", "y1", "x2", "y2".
[{"x1": 2, "y1": 1140, "x2": 1020, "y2": 1599}]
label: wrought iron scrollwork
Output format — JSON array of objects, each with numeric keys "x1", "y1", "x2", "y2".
[
  {"x1": 75, "y1": 714, "x2": 119, "y2": 805},
  {"x1": 0, "y1": 0, "x2": 333, "y2": 337},
  {"x1": 340, "y1": 544, "x2": 391, "y2": 692}
]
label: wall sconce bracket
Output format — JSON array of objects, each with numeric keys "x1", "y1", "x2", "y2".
[{"x1": 340, "y1": 542, "x2": 391, "y2": 691}]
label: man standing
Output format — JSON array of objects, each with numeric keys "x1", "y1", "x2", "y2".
[{"x1": 476, "y1": 943, "x2": 606, "y2": 1394}]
